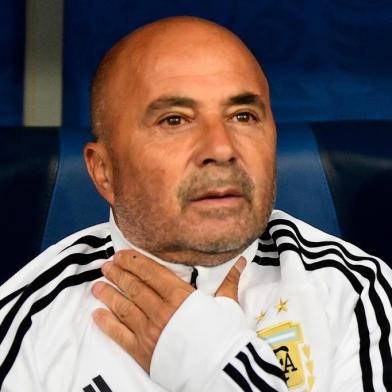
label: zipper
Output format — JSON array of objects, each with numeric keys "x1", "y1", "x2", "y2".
[{"x1": 190, "y1": 267, "x2": 198, "y2": 289}]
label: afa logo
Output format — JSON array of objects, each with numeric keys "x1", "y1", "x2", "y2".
[{"x1": 257, "y1": 322, "x2": 315, "y2": 391}]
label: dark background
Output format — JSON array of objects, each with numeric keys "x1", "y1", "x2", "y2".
[{"x1": 2, "y1": 0, "x2": 392, "y2": 127}]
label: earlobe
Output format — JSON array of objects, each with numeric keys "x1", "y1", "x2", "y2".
[{"x1": 83, "y1": 142, "x2": 115, "y2": 205}]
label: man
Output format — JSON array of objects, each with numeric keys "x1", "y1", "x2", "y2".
[{"x1": 0, "y1": 16, "x2": 391, "y2": 392}]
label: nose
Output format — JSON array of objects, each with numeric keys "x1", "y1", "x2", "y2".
[{"x1": 194, "y1": 119, "x2": 237, "y2": 167}]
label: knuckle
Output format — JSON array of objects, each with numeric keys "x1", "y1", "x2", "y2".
[
  {"x1": 117, "y1": 271, "x2": 129, "y2": 291},
  {"x1": 116, "y1": 249, "x2": 131, "y2": 261},
  {"x1": 126, "y1": 279, "x2": 143, "y2": 298},
  {"x1": 115, "y1": 251, "x2": 135, "y2": 271},
  {"x1": 225, "y1": 270, "x2": 239, "y2": 286},
  {"x1": 116, "y1": 299, "x2": 134, "y2": 320},
  {"x1": 117, "y1": 274, "x2": 142, "y2": 299}
]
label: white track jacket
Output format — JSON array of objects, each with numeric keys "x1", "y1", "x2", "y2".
[{"x1": 0, "y1": 210, "x2": 391, "y2": 392}]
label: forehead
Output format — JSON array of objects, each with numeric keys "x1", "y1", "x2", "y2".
[{"x1": 113, "y1": 34, "x2": 266, "y2": 106}]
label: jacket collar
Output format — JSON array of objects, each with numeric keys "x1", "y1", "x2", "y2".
[{"x1": 109, "y1": 209, "x2": 258, "y2": 295}]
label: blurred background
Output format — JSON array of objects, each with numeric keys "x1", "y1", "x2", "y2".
[
  {"x1": 3, "y1": 0, "x2": 392, "y2": 127},
  {"x1": 1, "y1": 0, "x2": 392, "y2": 281}
]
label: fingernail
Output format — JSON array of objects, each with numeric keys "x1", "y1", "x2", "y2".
[
  {"x1": 93, "y1": 281, "x2": 105, "y2": 295},
  {"x1": 102, "y1": 261, "x2": 113, "y2": 274},
  {"x1": 235, "y1": 257, "x2": 246, "y2": 274}
]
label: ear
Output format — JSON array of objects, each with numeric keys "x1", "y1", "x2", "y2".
[{"x1": 84, "y1": 142, "x2": 115, "y2": 206}]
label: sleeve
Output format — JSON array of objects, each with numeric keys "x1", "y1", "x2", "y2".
[
  {"x1": 0, "y1": 241, "x2": 68, "y2": 391},
  {"x1": 0, "y1": 333, "x2": 44, "y2": 391},
  {"x1": 150, "y1": 290, "x2": 288, "y2": 392},
  {"x1": 330, "y1": 267, "x2": 392, "y2": 392}
]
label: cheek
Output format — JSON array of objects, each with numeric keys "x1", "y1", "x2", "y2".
[
  {"x1": 234, "y1": 123, "x2": 276, "y2": 168},
  {"x1": 117, "y1": 150, "x2": 183, "y2": 210},
  {"x1": 244, "y1": 146, "x2": 276, "y2": 199}
]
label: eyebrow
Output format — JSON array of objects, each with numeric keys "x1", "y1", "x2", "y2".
[
  {"x1": 225, "y1": 93, "x2": 266, "y2": 116},
  {"x1": 146, "y1": 96, "x2": 198, "y2": 114},
  {"x1": 145, "y1": 92, "x2": 266, "y2": 117}
]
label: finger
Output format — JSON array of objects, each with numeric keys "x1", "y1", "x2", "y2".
[
  {"x1": 92, "y1": 281, "x2": 148, "y2": 334},
  {"x1": 93, "y1": 308, "x2": 142, "y2": 362},
  {"x1": 102, "y1": 261, "x2": 165, "y2": 317},
  {"x1": 113, "y1": 250, "x2": 194, "y2": 302},
  {"x1": 215, "y1": 257, "x2": 246, "y2": 301},
  {"x1": 93, "y1": 288, "x2": 163, "y2": 373},
  {"x1": 100, "y1": 264, "x2": 175, "y2": 328}
]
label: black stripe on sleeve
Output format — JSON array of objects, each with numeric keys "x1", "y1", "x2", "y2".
[
  {"x1": 223, "y1": 363, "x2": 253, "y2": 392},
  {"x1": 0, "y1": 287, "x2": 26, "y2": 310},
  {"x1": 268, "y1": 218, "x2": 392, "y2": 392},
  {"x1": 61, "y1": 235, "x2": 112, "y2": 253},
  {"x1": 0, "y1": 235, "x2": 111, "y2": 310},
  {"x1": 0, "y1": 246, "x2": 114, "y2": 346},
  {"x1": 83, "y1": 385, "x2": 96, "y2": 392},
  {"x1": 0, "y1": 268, "x2": 103, "y2": 389},
  {"x1": 355, "y1": 300, "x2": 375, "y2": 392},
  {"x1": 93, "y1": 375, "x2": 113, "y2": 392},
  {"x1": 297, "y1": 254, "x2": 375, "y2": 392},
  {"x1": 274, "y1": 228, "x2": 392, "y2": 390},
  {"x1": 236, "y1": 351, "x2": 280, "y2": 392},
  {"x1": 246, "y1": 342, "x2": 286, "y2": 382},
  {"x1": 277, "y1": 241, "x2": 364, "y2": 293},
  {"x1": 269, "y1": 218, "x2": 392, "y2": 301}
]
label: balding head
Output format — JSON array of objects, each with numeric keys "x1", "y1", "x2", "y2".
[
  {"x1": 85, "y1": 16, "x2": 276, "y2": 266},
  {"x1": 91, "y1": 16, "x2": 268, "y2": 144}
]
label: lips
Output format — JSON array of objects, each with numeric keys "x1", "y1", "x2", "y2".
[{"x1": 189, "y1": 187, "x2": 244, "y2": 202}]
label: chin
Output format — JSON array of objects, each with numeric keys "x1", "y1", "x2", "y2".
[
  {"x1": 153, "y1": 222, "x2": 263, "y2": 267},
  {"x1": 196, "y1": 235, "x2": 255, "y2": 254},
  {"x1": 184, "y1": 222, "x2": 260, "y2": 254}
]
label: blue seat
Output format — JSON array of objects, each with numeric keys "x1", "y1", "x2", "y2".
[{"x1": 0, "y1": 122, "x2": 391, "y2": 283}]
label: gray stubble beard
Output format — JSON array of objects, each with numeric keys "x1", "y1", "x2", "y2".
[{"x1": 112, "y1": 165, "x2": 276, "y2": 266}]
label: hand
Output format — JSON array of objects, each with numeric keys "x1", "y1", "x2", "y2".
[{"x1": 92, "y1": 250, "x2": 246, "y2": 373}]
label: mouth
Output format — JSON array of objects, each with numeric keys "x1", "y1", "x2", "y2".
[{"x1": 189, "y1": 187, "x2": 245, "y2": 206}]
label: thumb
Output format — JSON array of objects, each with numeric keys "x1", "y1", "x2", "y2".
[{"x1": 215, "y1": 257, "x2": 246, "y2": 301}]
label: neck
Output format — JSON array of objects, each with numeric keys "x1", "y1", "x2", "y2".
[
  {"x1": 109, "y1": 209, "x2": 259, "y2": 295},
  {"x1": 150, "y1": 245, "x2": 249, "y2": 267}
]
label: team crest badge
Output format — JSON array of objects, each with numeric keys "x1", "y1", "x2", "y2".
[{"x1": 257, "y1": 321, "x2": 315, "y2": 391}]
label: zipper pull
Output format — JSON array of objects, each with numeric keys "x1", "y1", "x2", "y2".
[{"x1": 190, "y1": 267, "x2": 198, "y2": 289}]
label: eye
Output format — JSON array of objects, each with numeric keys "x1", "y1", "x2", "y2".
[
  {"x1": 159, "y1": 115, "x2": 187, "y2": 127},
  {"x1": 232, "y1": 112, "x2": 257, "y2": 123}
]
